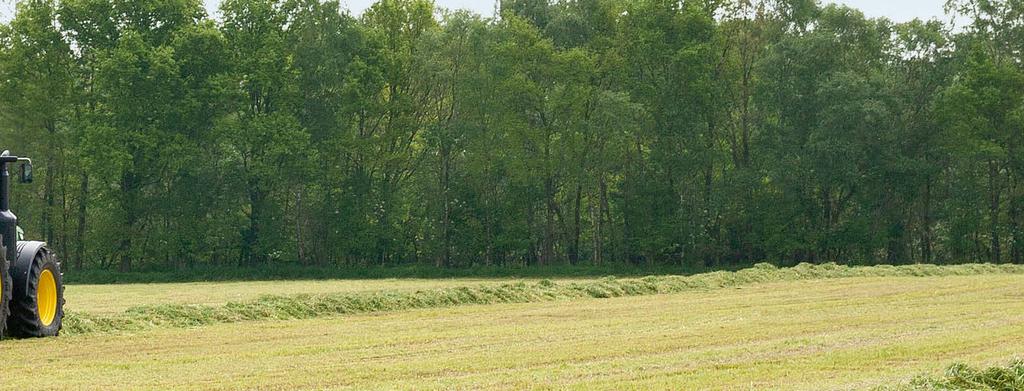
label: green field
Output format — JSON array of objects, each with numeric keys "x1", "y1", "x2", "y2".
[{"x1": 2, "y1": 270, "x2": 1023, "y2": 389}]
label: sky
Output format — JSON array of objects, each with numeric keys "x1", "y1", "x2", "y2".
[{"x1": 1, "y1": 0, "x2": 954, "y2": 26}]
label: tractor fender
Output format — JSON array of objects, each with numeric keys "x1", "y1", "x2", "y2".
[{"x1": 12, "y1": 241, "x2": 47, "y2": 296}]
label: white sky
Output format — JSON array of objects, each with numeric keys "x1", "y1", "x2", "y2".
[
  {"x1": 301, "y1": 0, "x2": 953, "y2": 22},
  {"x1": 1, "y1": 1, "x2": 953, "y2": 26}
]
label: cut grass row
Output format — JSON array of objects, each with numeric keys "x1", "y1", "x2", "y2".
[
  {"x1": 899, "y1": 360, "x2": 1024, "y2": 390},
  {"x1": 67, "y1": 277, "x2": 584, "y2": 314},
  {"x1": 64, "y1": 262, "x2": 1024, "y2": 335}
]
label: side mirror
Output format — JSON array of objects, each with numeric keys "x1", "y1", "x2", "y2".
[{"x1": 20, "y1": 162, "x2": 32, "y2": 184}]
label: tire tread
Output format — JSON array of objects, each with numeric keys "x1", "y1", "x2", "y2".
[{"x1": 7, "y1": 249, "x2": 64, "y2": 338}]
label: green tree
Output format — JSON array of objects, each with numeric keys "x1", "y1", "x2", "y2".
[
  {"x1": 221, "y1": 0, "x2": 310, "y2": 265},
  {"x1": 0, "y1": 0, "x2": 75, "y2": 255},
  {"x1": 358, "y1": 0, "x2": 437, "y2": 265}
]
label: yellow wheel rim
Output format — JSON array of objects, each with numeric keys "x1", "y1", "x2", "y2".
[{"x1": 38, "y1": 269, "x2": 57, "y2": 327}]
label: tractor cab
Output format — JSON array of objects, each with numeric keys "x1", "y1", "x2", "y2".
[{"x1": 0, "y1": 150, "x2": 64, "y2": 338}]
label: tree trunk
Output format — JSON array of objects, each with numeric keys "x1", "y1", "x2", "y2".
[
  {"x1": 542, "y1": 173, "x2": 555, "y2": 266},
  {"x1": 439, "y1": 144, "x2": 451, "y2": 268},
  {"x1": 703, "y1": 165, "x2": 716, "y2": 267},
  {"x1": 570, "y1": 183, "x2": 582, "y2": 265},
  {"x1": 43, "y1": 122, "x2": 57, "y2": 245},
  {"x1": 241, "y1": 181, "x2": 264, "y2": 266},
  {"x1": 1010, "y1": 175, "x2": 1022, "y2": 264},
  {"x1": 118, "y1": 173, "x2": 136, "y2": 273},
  {"x1": 819, "y1": 186, "x2": 835, "y2": 263},
  {"x1": 541, "y1": 133, "x2": 555, "y2": 266},
  {"x1": 376, "y1": 178, "x2": 391, "y2": 267},
  {"x1": 920, "y1": 178, "x2": 933, "y2": 264},
  {"x1": 75, "y1": 171, "x2": 88, "y2": 270},
  {"x1": 1010, "y1": 197, "x2": 1021, "y2": 264},
  {"x1": 59, "y1": 153, "x2": 69, "y2": 269},
  {"x1": 989, "y1": 160, "x2": 1002, "y2": 263},
  {"x1": 527, "y1": 200, "x2": 537, "y2": 265},
  {"x1": 601, "y1": 170, "x2": 613, "y2": 262},
  {"x1": 295, "y1": 188, "x2": 306, "y2": 265},
  {"x1": 484, "y1": 185, "x2": 494, "y2": 266},
  {"x1": 886, "y1": 221, "x2": 907, "y2": 264},
  {"x1": 974, "y1": 229, "x2": 983, "y2": 261},
  {"x1": 739, "y1": 44, "x2": 752, "y2": 168},
  {"x1": 590, "y1": 184, "x2": 602, "y2": 266}
]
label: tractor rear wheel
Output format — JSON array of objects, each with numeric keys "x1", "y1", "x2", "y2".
[
  {"x1": 0, "y1": 241, "x2": 9, "y2": 339},
  {"x1": 7, "y1": 248, "x2": 63, "y2": 337}
]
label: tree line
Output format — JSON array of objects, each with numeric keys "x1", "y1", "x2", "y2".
[{"x1": 0, "y1": 0, "x2": 1021, "y2": 272}]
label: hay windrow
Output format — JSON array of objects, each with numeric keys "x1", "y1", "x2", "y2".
[
  {"x1": 62, "y1": 263, "x2": 1024, "y2": 335},
  {"x1": 885, "y1": 359, "x2": 1024, "y2": 390}
]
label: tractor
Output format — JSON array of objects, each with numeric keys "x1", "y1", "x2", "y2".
[{"x1": 0, "y1": 150, "x2": 64, "y2": 339}]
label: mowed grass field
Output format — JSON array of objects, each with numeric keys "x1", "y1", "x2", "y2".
[{"x1": 2, "y1": 273, "x2": 1023, "y2": 390}]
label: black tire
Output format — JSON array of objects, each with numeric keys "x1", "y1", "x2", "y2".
[
  {"x1": 8, "y1": 247, "x2": 63, "y2": 337},
  {"x1": 0, "y1": 240, "x2": 10, "y2": 339}
]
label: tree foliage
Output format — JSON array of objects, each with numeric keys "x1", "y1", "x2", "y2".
[{"x1": 0, "y1": 0, "x2": 1022, "y2": 272}]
